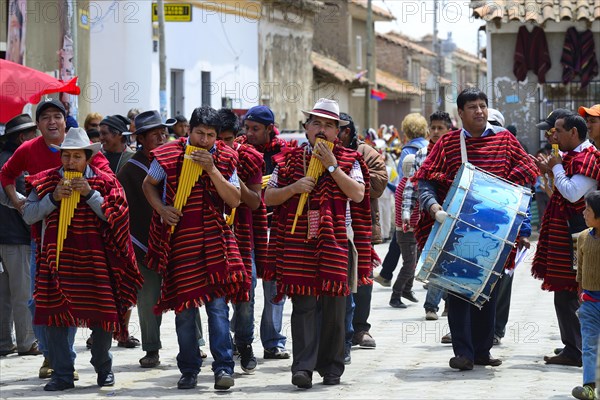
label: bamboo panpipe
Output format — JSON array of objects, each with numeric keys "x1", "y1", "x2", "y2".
[
  {"x1": 551, "y1": 144, "x2": 559, "y2": 189},
  {"x1": 291, "y1": 138, "x2": 334, "y2": 234},
  {"x1": 262, "y1": 174, "x2": 271, "y2": 189},
  {"x1": 226, "y1": 208, "x2": 236, "y2": 226},
  {"x1": 171, "y1": 145, "x2": 205, "y2": 233},
  {"x1": 56, "y1": 171, "x2": 82, "y2": 268}
]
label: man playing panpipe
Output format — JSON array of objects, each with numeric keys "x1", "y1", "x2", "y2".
[
  {"x1": 414, "y1": 88, "x2": 538, "y2": 371},
  {"x1": 217, "y1": 108, "x2": 266, "y2": 374},
  {"x1": 533, "y1": 112, "x2": 600, "y2": 368},
  {"x1": 0, "y1": 98, "x2": 112, "y2": 379},
  {"x1": 22, "y1": 127, "x2": 142, "y2": 391},
  {"x1": 264, "y1": 98, "x2": 373, "y2": 388},
  {"x1": 143, "y1": 106, "x2": 249, "y2": 391}
]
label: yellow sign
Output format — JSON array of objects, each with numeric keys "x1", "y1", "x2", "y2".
[{"x1": 152, "y1": 3, "x2": 192, "y2": 22}]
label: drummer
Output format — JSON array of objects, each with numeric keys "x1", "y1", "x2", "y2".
[{"x1": 414, "y1": 88, "x2": 539, "y2": 371}]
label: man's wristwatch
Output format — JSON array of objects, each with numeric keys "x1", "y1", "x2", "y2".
[{"x1": 327, "y1": 164, "x2": 339, "y2": 173}]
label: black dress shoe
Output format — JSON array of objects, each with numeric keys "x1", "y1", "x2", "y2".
[
  {"x1": 323, "y1": 373, "x2": 340, "y2": 385},
  {"x1": 214, "y1": 370, "x2": 234, "y2": 390},
  {"x1": 44, "y1": 378, "x2": 75, "y2": 391},
  {"x1": 292, "y1": 370, "x2": 312, "y2": 389},
  {"x1": 389, "y1": 298, "x2": 407, "y2": 309},
  {"x1": 474, "y1": 357, "x2": 502, "y2": 366},
  {"x1": 449, "y1": 356, "x2": 474, "y2": 371},
  {"x1": 177, "y1": 372, "x2": 198, "y2": 389},
  {"x1": 98, "y1": 371, "x2": 115, "y2": 387},
  {"x1": 544, "y1": 354, "x2": 582, "y2": 367},
  {"x1": 402, "y1": 291, "x2": 419, "y2": 303}
]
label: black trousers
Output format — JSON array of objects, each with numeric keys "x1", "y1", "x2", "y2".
[
  {"x1": 447, "y1": 292, "x2": 496, "y2": 361},
  {"x1": 554, "y1": 290, "x2": 582, "y2": 360},
  {"x1": 494, "y1": 272, "x2": 513, "y2": 339},
  {"x1": 391, "y1": 231, "x2": 417, "y2": 299},
  {"x1": 291, "y1": 295, "x2": 346, "y2": 378}
]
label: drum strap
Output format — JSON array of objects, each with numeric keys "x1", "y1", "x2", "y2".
[{"x1": 459, "y1": 131, "x2": 468, "y2": 164}]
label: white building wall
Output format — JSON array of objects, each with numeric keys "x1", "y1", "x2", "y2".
[{"x1": 89, "y1": 2, "x2": 258, "y2": 118}]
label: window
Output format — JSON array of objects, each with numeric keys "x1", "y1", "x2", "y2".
[{"x1": 201, "y1": 71, "x2": 211, "y2": 107}]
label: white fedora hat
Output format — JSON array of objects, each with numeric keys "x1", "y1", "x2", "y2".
[
  {"x1": 50, "y1": 127, "x2": 101, "y2": 157},
  {"x1": 302, "y1": 98, "x2": 349, "y2": 126}
]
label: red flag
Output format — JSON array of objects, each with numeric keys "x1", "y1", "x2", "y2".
[
  {"x1": 0, "y1": 59, "x2": 80, "y2": 123},
  {"x1": 370, "y1": 89, "x2": 387, "y2": 101}
]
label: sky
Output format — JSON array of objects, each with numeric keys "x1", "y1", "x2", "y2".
[{"x1": 373, "y1": 0, "x2": 487, "y2": 55}]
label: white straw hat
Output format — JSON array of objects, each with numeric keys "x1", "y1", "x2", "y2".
[
  {"x1": 302, "y1": 98, "x2": 349, "y2": 126},
  {"x1": 50, "y1": 127, "x2": 101, "y2": 157}
]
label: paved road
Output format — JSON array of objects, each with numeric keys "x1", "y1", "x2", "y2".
[{"x1": 0, "y1": 239, "x2": 580, "y2": 399}]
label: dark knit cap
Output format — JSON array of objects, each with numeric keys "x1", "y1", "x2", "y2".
[{"x1": 99, "y1": 114, "x2": 131, "y2": 135}]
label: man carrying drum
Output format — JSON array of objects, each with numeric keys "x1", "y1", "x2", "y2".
[
  {"x1": 264, "y1": 98, "x2": 373, "y2": 388},
  {"x1": 414, "y1": 88, "x2": 538, "y2": 371}
]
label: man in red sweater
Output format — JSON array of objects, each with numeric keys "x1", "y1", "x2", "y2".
[{"x1": 0, "y1": 98, "x2": 111, "y2": 379}]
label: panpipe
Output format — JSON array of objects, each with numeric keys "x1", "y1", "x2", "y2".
[
  {"x1": 226, "y1": 208, "x2": 236, "y2": 226},
  {"x1": 551, "y1": 144, "x2": 559, "y2": 189},
  {"x1": 171, "y1": 145, "x2": 205, "y2": 232},
  {"x1": 56, "y1": 171, "x2": 82, "y2": 268},
  {"x1": 291, "y1": 138, "x2": 334, "y2": 234},
  {"x1": 262, "y1": 174, "x2": 271, "y2": 189}
]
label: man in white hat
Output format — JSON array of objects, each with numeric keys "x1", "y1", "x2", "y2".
[
  {"x1": 265, "y1": 98, "x2": 373, "y2": 388},
  {"x1": 23, "y1": 127, "x2": 142, "y2": 391}
]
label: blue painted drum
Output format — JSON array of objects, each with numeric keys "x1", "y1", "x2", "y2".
[{"x1": 415, "y1": 163, "x2": 532, "y2": 308}]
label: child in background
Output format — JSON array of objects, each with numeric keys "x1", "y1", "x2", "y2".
[{"x1": 572, "y1": 190, "x2": 600, "y2": 400}]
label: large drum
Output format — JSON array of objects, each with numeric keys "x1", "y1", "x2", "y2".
[{"x1": 415, "y1": 163, "x2": 532, "y2": 308}]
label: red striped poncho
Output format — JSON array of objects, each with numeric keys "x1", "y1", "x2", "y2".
[
  {"x1": 413, "y1": 129, "x2": 539, "y2": 268},
  {"x1": 27, "y1": 166, "x2": 142, "y2": 339},
  {"x1": 228, "y1": 142, "x2": 268, "y2": 277},
  {"x1": 265, "y1": 143, "x2": 374, "y2": 298},
  {"x1": 146, "y1": 139, "x2": 250, "y2": 313},
  {"x1": 532, "y1": 147, "x2": 600, "y2": 291}
]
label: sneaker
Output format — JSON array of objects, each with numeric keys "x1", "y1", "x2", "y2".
[
  {"x1": 389, "y1": 298, "x2": 407, "y2": 309},
  {"x1": 441, "y1": 333, "x2": 452, "y2": 344},
  {"x1": 572, "y1": 385, "x2": 597, "y2": 400},
  {"x1": 402, "y1": 291, "x2": 419, "y2": 303},
  {"x1": 493, "y1": 335, "x2": 501, "y2": 346},
  {"x1": 264, "y1": 347, "x2": 290, "y2": 359},
  {"x1": 214, "y1": 370, "x2": 234, "y2": 390},
  {"x1": 39, "y1": 357, "x2": 53, "y2": 379},
  {"x1": 344, "y1": 346, "x2": 351, "y2": 365},
  {"x1": 425, "y1": 310, "x2": 439, "y2": 321},
  {"x1": 373, "y1": 272, "x2": 391, "y2": 287},
  {"x1": 352, "y1": 331, "x2": 376, "y2": 348},
  {"x1": 239, "y1": 344, "x2": 257, "y2": 374}
]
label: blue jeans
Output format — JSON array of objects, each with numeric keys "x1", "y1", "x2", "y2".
[
  {"x1": 578, "y1": 301, "x2": 600, "y2": 385},
  {"x1": 344, "y1": 293, "x2": 355, "y2": 352},
  {"x1": 260, "y1": 280, "x2": 286, "y2": 350},
  {"x1": 176, "y1": 299, "x2": 234, "y2": 376},
  {"x1": 424, "y1": 285, "x2": 445, "y2": 313},
  {"x1": 28, "y1": 240, "x2": 76, "y2": 361},
  {"x1": 47, "y1": 326, "x2": 111, "y2": 384},
  {"x1": 231, "y1": 252, "x2": 257, "y2": 346}
]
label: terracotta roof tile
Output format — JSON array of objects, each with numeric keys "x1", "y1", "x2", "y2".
[
  {"x1": 350, "y1": 0, "x2": 395, "y2": 20},
  {"x1": 311, "y1": 51, "x2": 367, "y2": 85},
  {"x1": 471, "y1": 0, "x2": 600, "y2": 24},
  {"x1": 377, "y1": 32, "x2": 437, "y2": 57},
  {"x1": 376, "y1": 69, "x2": 422, "y2": 96}
]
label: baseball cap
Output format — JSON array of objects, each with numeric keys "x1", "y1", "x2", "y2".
[
  {"x1": 244, "y1": 105, "x2": 275, "y2": 126},
  {"x1": 578, "y1": 104, "x2": 600, "y2": 118},
  {"x1": 35, "y1": 98, "x2": 67, "y2": 121},
  {"x1": 535, "y1": 108, "x2": 570, "y2": 131}
]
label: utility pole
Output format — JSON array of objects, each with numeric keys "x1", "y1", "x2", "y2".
[
  {"x1": 365, "y1": 0, "x2": 373, "y2": 131},
  {"x1": 433, "y1": 0, "x2": 442, "y2": 111},
  {"x1": 157, "y1": 0, "x2": 167, "y2": 120}
]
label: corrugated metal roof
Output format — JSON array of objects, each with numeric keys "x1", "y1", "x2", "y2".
[
  {"x1": 471, "y1": 0, "x2": 600, "y2": 24},
  {"x1": 377, "y1": 32, "x2": 437, "y2": 57}
]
